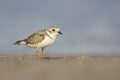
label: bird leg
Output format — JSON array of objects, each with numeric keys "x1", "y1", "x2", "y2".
[
  {"x1": 41, "y1": 48, "x2": 45, "y2": 59},
  {"x1": 36, "y1": 49, "x2": 40, "y2": 58}
]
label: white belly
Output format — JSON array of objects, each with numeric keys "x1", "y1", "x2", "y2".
[{"x1": 27, "y1": 36, "x2": 56, "y2": 48}]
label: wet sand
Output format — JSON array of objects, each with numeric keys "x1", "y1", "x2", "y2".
[{"x1": 0, "y1": 54, "x2": 120, "y2": 80}]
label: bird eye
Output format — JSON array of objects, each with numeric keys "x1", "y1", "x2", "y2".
[{"x1": 52, "y1": 29, "x2": 55, "y2": 31}]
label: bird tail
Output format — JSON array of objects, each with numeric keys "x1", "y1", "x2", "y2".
[{"x1": 14, "y1": 40, "x2": 26, "y2": 45}]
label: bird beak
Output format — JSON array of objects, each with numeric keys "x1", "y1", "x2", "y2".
[{"x1": 58, "y1": 31, "x2": 62, "y2": 34}]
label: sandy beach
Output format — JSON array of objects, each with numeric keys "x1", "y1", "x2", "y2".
[{"x1": 0, "y1": 54, "x2": 120, "y2": 80}]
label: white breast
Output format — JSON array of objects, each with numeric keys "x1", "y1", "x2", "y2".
[{"x1": 27, "y1": 36, "x2": 56, "y2": 48}]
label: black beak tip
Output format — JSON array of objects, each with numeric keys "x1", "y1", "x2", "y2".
[{"x1": 59, "y1": 31, "x2": 62, "y2": 34}]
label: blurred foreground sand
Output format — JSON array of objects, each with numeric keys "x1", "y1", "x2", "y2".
[{"x1": 0, "y1": 54, "x2": 120, "y2": 80}]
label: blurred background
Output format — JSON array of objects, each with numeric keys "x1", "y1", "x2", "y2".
[{"x1": 0, "y1": 0, "x2": 120, "y2": 55}]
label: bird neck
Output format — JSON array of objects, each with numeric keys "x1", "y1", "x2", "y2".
[{"x1": 46, "y1": 30, "x2": 56, "y2": 40}]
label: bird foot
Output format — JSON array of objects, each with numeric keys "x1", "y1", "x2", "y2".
[{"x1": 41, "y1": 54, "x2": 45, "y2": 59}]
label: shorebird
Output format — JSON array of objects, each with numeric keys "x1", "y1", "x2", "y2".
[{"x1": 14, "y1": 26, "x2": 62, "y2": 59}]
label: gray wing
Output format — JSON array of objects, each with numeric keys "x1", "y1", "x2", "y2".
[{"x1": 24, "y1": 30, "x2": 45, "y2": 44}]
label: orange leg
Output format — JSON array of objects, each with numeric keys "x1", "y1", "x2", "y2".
[
  {"x1": 36, "y1": 49, "x2": 40, "y2": 58},
  {"x1": 41, "y1": 48, "x2": 45, "y2": 59}
]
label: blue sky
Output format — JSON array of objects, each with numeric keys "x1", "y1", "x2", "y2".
[{"x1": 0, "y1": 0, "x2": 120, "y2": 55}]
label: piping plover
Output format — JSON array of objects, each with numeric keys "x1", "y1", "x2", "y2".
[{"x1": 14, "y1": 26, "x2": 62, "y2": 59}]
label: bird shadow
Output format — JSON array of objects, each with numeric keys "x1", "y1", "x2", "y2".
[{"x1": 43, "y1": 57, "x2": 64, "y2": 60}]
